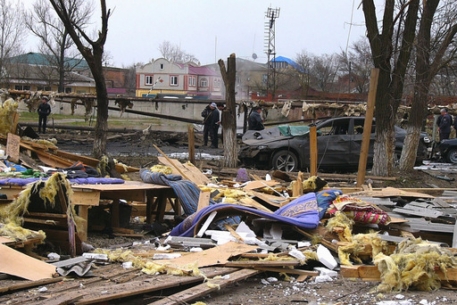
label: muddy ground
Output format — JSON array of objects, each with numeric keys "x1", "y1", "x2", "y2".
[{"x1": 48, "y1": 130, "x2": 457, "y2": 305}]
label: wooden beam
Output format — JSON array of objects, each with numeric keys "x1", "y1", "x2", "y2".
[{"x1": 357, "y1": 68, "x2": 378, "y2": 187}]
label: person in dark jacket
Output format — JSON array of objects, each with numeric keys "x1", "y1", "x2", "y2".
[
  {"x1": 437, "y1": 107, "x2": 452, "y2": 141},
  {"x1": 201, "y1": 102, "x2": 219, "y2": 148},
  {"x1": 37, "y1": 96, "x2": 51, "y2": 134},
  {"x1": 248, "y1": 106, "x2": 264, "y2": 131}
]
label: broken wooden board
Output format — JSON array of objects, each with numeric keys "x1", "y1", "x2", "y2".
[
  {"x1": 348, "y1": 187, "x2": 435, "y2": 198},
  {"x1": 158, "y1": 156, "x2": 210, "y2": 185},
  {"x1": 156, "y1": 241, "x2": 258, "y2": 268},
  {"x1": 0, "y1": 243, "x2": 56, "y2": 281},
  {"x1": 149, "y1": 268, "x2": 260, "y2": 305},
  {"x1": 6, "y1": 133, "x2": 20, "y2": 163},
  {"x1": 340, "y1": 265, "x2": 457, "y2": 282},
  {"x1": 242, "y1": 180, "x2": 280, "y2": 191}
]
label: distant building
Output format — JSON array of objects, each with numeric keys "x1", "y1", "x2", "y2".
[
  {"x1": 2, "y1": 52, "x2": 131, "y2": 95},
  {"x1": 135, "y1": 58, "x2": 223, "y2": 99}
]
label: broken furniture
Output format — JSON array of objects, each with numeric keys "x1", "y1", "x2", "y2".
[{"x1": 71, "y1": 181, "x2": 178, "y2": 240}]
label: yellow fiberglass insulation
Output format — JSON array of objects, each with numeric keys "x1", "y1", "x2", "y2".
[
  {"x1": 337, "y1": 232, "x2": 387, "y2": 266},
  {"x1": 325, "y1": 211, "x2": 354, "y2": 242},
  {"x1": 0, "y1": 173, "x2": 84, "y2": 241},
  {"x1": 0, "y1": 98, "x2": 18, "y2": 135},
  {"x1": 149, "y1": 164, "x2": 173, "y2": 175},
  {"x1": 94, "y1": 248, "x2": 204, "y2": 277},
  {"x1": 373, "y1": 237, "x2": 457, "y2": 293}
]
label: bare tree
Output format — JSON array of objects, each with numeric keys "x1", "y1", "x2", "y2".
[
  {"x1": 295, "y1": 51, "x2": 339, "y2": 93},
  {"x1": 158, "y1": 40, "x2": 200, "y2": 64},
  {"x1": 362, "y1": 0, "x2": 419, "y2": 176},
  {"x1": 0, "y1": 0, "x2": 26, "y2": 86},
  {"x1": 218, "y1": 54, "x2": 237, "y2": 168},
  {"x1": 25, "y1": 0, "x2": 93, "y2": 93},
  {"x1": 49, "y1": 0, "x2": 111, "y2": 158},
  {"x1": 400, "y1": 0, "x2": 457, "y2": 170},
  {"x1": 337, "y1": 38, "x2": 373, "y2": 94}
]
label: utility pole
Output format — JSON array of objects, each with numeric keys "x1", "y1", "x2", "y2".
[{"x1": 264, "y1": 7, "x2": 280, "y2": 100}]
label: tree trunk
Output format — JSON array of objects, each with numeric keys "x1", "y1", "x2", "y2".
[
  {"x1": 400, "y1": 0, "x2": 441, "y2": 171},
  {"x1": 90, "y1": 48, "x2": 108, "y2": 158},
  {"x1": 362, "y1": 0, "x2": 419, "y2": 176},
  {"x1": 218, "y1": 54, "x2": 237, "y2": 168}
]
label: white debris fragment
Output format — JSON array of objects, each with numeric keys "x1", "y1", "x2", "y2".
[
  {"x1": 260, "y1": 278, "x2": 270, "y2": 285},
  {"x1": 266, "y1": 277, "x2": 278, "y2": 283},
  {"x1": 47, "y1": 252, "x2": 60, "y2": 261},
  {"x1": 189, "y1": 247, "x2": 203, "y2": 252},
  {"x1": 122, "y1": 262, "x2": 133, "y2": 269},
  {"x1": 38, "y1": 287, "x2": 48, "y2": 292},
  {"x1": 316, "y1": 245, "x2": 338, "y2": 270},
  {"x1": 152, "y1": 253, "x2": 181, "y2": 260},
  {"x1": 314, "y1": 267, "x2": 338, "y2": 277},
  {"x1": 82, "y1": 253, "x2": 108, "y2": 261}
]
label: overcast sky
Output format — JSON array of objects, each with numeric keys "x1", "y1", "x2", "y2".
[{"x1": 22, "y1": 0, "x2": 370, "y2": 67}]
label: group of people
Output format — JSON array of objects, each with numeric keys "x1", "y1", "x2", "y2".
[
  {"x1": 437, "y1": 107, "x2": 457, "y2": 141},
  {"x1": 201, "y1": 103, "x2": 265, "y2": 148}
]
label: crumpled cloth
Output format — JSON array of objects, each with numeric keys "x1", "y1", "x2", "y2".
[{"x1": 140, "y1": 169, "x2": 205, "y2": 215}]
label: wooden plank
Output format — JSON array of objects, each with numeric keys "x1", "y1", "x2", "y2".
[
  {"x1": 197, "y1": 190, "x2": 211, "y2": 212},
  {"x1": 158, "y1": 156, "x2": 210, "y2": 185},
  {"x1": 188, "y1": 124, "x2": 195, "y2": 165},
  {"x1": 0, "y1": 243, "x2": 56, "y2": 281},
  {"x1": 71, "y1": 190, "x2": 100, "y2": 206},
  {"x1": 156, "y1": 242, "x2": 258, "y2": 268},
  {"x1": 224, "y1": 260, "x2": 300, "y2": 268},
  {"x1": 238, "y1": 197, "x2": 274, "y2": 212},
  {"x1": 253, "y1": 267, "x2": 319, "y2": 276},
  {"x1": 242, "y1": 180, "x2": 280, "y2": 191},
  {"x1": 148, "y1": 269, "x2": 260, "y2": 305},
  {"x1": 6, "y1": 133, "x2": 20, "y2": 163},
  {"x1": 340, "y1": 265, "x2": 457, "y2": 282},
  {"x1": 0, "y1": 277, "x2": 63, "y2": 294},
  {"x1": 74, "y1": 267, "x2": 239, "y2": 305}
]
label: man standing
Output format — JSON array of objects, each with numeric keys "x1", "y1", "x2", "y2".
[
  {"x1": 37, "y1": 96, "x2": 51, "y2": 134},
  {"x1": 248, "y1": 106, "x2": 265, "y2": 131},
  {"x1": 201, "y1": 102, "x2": 219, "y2": 148},
  {"x1": 437, "y1": 108, "x2": 452, "y2": 142}
]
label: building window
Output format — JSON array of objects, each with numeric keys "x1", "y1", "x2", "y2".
[
  {"x1": 213, "y1": 78, "x2": 221, "y2": 88},
  {"x1": 170, "y1": 76, "x2": 178, "y2": 86},
  {"x1": 14, "y1": 85, "x2": 31, "y2": 90},
  {"x1": 145, "y1": 75, "x2": 153, "y2": 85},
  {"x1": 200, "y1": 78, "x2": 208, "y2": 88},
  {"x1": 188, "y1": 76, "x2": 196, "y2": 87},
  {"x1": 262, "y1": 74, "x2": 268, "y2": 84},
  {"x1": 65, "y1": 87, "x2": 72, "y2": 93},
  {"x1": 37, "y1": 86, "x2": 52, "y2": 91},
  {"x1": 160, "y1": 64, "x2": 164, "y2": 70}
]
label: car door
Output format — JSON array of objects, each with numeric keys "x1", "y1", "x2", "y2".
[{"x1": 315, "y1": 118, "x2": 353, "y2": 168}]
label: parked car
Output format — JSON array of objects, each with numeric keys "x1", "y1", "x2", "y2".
[
  {"x1": 238, "y1": 116, "x2": 432, "y2": 172},
  {"x1": 436, "y1": 139, "x2": 457, "y2": 163}
]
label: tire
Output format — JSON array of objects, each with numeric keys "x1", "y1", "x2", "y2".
[
  {"x1": 271, "y1": 150, "x2": 299, "y2": 172},
  {"x1": 446, "y1": 148, "x2": 457, "y2": 164}
]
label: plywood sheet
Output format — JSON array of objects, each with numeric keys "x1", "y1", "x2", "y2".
[
  {"x1": 242, "y1": 180, "x2": 280, "y2": 191},
  {"x1": 6, "y1": 133, "x2": 20, "y2": 163},
  {"x1": 156, "y1": 241, "x2": 257, "y2": 268},
  {"x1": 0, "y1": 243, "x2": 56, "y2": 280}
]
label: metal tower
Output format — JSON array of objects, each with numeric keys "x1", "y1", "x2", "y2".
[{"x1": 264, "y1": 7, "x2": 280, "y2": 99}]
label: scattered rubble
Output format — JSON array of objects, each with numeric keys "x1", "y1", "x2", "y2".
[{"x1": 1, "y1": 101, "x2": 457, "y2": 304}]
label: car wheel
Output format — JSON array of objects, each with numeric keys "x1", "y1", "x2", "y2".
[
  {"x1": 272, "y1": 150, "x2": 299, "y2": 172},
  {"x1": 446, "y1": 148, "x2": 457, "y2": 164}
]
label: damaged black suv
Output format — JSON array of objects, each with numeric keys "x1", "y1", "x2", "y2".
[{"x1": 238, "y1": 116, "x2": 431, "y2": 172}]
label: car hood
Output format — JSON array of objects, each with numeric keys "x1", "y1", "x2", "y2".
[{"x1": 242, "y1": 135, "x2": 294, "y2": 146}]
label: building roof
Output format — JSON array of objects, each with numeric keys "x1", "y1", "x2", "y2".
[
  {"x1": 188, "y1": 65, "x2": 219, "y2": 76},
  {"x1": 9, "y1": 52, "x2": 89, "y2": 70},
  {"x1": 273, "y1": 56, "x2": 304, "y2": 73}
]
